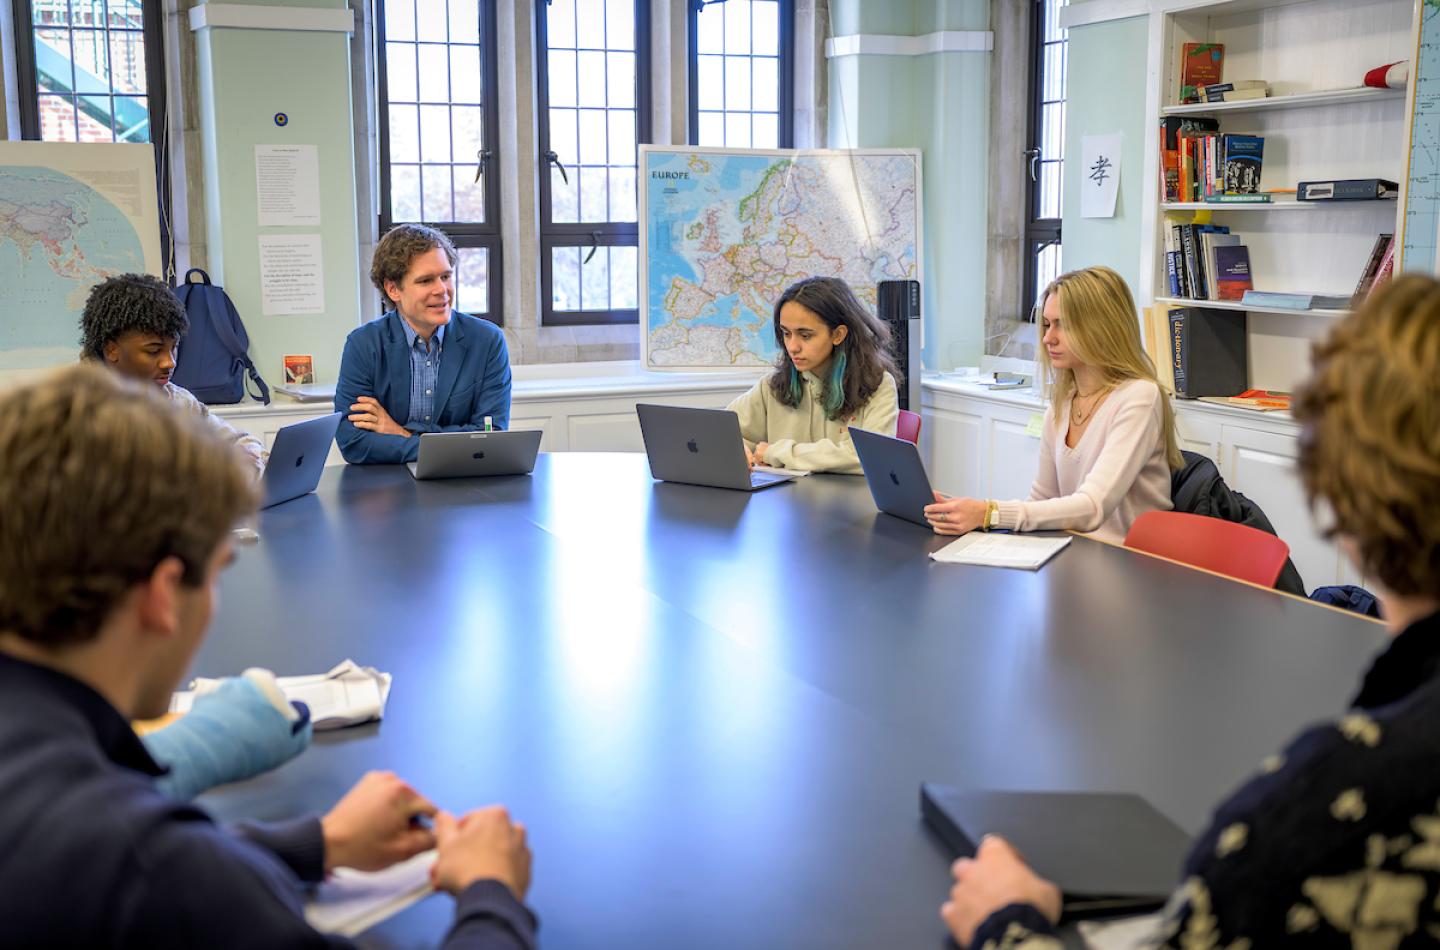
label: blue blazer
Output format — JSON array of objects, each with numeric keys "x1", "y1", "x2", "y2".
[{"x1": 335, "y1": 310, "x2": 512, "y2": 464}]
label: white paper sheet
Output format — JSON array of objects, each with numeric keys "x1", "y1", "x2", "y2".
[
  {"x1": 1081, "y1": 132, "x2": 1123, "y2": 218},
  {"x1": 929, "y1": 533, "x2": 1071, "y2": 570},
  {"x1": 259, "y1": 233, "x2": 326, "y2": 316},
  {"x1": 256, "y1": 144, "x2": 322, "y2": 227},
  {"x1": 304, "y1": 849, "x2": 437, "y2": 936},
  {"x1": 171, "y1": 660, "x2": 392, "y2": 730}
]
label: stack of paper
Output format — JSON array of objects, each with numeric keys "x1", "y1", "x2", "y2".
[
  {"x1": 171, "y1": 660, "x2": 393, "y2": 730},
  {"x1": 305, "y1": 849, "x2": 437, "y2": 936},
  {"x1": 929, "y1": 533, "x2": 1071, "y2": 571}
]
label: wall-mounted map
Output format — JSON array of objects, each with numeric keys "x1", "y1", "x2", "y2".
[
  {"x1": 641, "y1": 147, "x2": 921, "y2": 371},
  {"x1": 0, "y1": 141, "x2": 161, "y2": 372}
]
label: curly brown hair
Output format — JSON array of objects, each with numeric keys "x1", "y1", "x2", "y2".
[
  {"x1": 1292, "y1": 274, "x2": 1440, "y2": 597},
  {"x1": 0, "y1": 365, "x2": 258, "y2": 648},
  {"x1": 370, "y1": 224, "x2": 458, "y2": 301},
  {"x1": 766, "y1": 277, "x2": 899, "y2": 421}
]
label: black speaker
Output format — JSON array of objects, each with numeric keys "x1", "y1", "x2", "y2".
[{"x1": 876, "y1": 280, "x2": 921, "y2": 411}]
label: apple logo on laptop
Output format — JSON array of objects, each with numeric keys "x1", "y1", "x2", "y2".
[
  {"x1": 888, "y1": 471, "x2": 899, "y2": 486},
  {"x1": 472, "y1": 451, "x2": 486, "y2": 460},
  {"x1": 295, "y1": 455, "x2": 304, "y2": 468},
  {"x1": 687, "y1": 439, "x2": 699, "y2": 454}
]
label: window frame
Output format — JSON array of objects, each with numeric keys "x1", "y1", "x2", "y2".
[
  {"x1": 11, "y1": 0, "x2": 174, "y2": 277},
  {"x1": 535, "y1": 0, "x2": 651, "y2": 327},
  {"x1": 685, "y1": 0, "x2": 794, "y2": 149},
  {"x1": 1023, "y1": 0, "x2": 1064, "y2": 319},
  {"x1": 375, "y1": 0, "x2": 505, "y2": 323}
]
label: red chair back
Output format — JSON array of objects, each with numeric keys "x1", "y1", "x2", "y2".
[
  {"x1": 896, "y1": 409, "x2": 922, "y2": 445},
  {"x1": 1124, "y1": 510, "x2": 1291, "y2": 588}
]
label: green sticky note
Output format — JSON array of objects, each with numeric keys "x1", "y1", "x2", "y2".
[{"x1": 1024, "y1": 413, "x2": 1045, "y2": 438}]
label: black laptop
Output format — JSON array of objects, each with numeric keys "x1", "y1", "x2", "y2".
[
  {"x1": 260, "y1": 412, "x2": 341, "y2": 509},
  {"x1": 850, "y1": 425, "x2": 935, "y2": 526}
]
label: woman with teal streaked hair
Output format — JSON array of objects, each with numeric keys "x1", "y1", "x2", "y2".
[{"x1": 726, "y1": 276, "x2": 900, "y2": 474}]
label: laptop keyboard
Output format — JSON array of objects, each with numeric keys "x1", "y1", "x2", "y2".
[{"x1": 750, "y1": 471, "x2": 788, "y2": 487}]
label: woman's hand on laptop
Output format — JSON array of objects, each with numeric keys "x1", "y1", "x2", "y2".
[
  {"x1": 747, "y1": 442, "x2": 770, "y2": 468},
  {"x1": 924, "y1": 492, "x2": 986, "y2": 536},
  {"x1": 941, "y1": 835, "x2": 1061, "y2": 946}
]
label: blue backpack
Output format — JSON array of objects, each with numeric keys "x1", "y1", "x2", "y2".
[{"x1": 172, "y1": 268, "x2": 270, "y2": 405}]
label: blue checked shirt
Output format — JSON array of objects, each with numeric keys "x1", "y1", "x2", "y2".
[{"x1": 400, "y1": 320, "x2": 445, "y2": 431}]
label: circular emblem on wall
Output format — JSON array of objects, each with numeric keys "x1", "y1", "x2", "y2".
[{"x1": 274, "y1": 113, "x2": 289, "y2": 127}]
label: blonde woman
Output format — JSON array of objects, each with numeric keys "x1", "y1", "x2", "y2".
[{"x1": 925, "y1": 266, "x2": 1182, "y2": 543}]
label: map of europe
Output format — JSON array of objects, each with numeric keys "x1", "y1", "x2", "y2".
[
  {"x1": 642, "y1": 148, "x2": 921, "y2": 370},
  {"x1": 1, "y1": 151, "x2": 156, "y2": 371}
]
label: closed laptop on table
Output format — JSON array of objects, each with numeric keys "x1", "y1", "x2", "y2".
[
  {"x1": 920, "y1": 785, "x2": 1192, "y2": 920},
  {"x1": 406, "y1": 429, "x2": 542, "y2": 480},
  {"x1": 636, "y1": 403, "x2": 796, "y2": 492}
]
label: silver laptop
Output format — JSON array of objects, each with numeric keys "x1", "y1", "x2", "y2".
[
  {"x1": 260, "y1": 412, "x2": 342, "y2": 509},
  {"x1": 850, "y1": 425, "x2": 935, "y2": 527},
  {"x1": 636, "y1": 403, "x2": 797, "y2": 491},
  {"x1": 406, "y1": 429, "x2": 543, "y2": 480}
]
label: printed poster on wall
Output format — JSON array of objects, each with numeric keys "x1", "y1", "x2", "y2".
[{"x1": 1080, "y1": 133, "x2": 1122, "y2": 219}]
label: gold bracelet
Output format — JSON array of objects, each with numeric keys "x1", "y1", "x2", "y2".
[{"x1": 982, "y1": 499, "x2": 998, "y2": 531}]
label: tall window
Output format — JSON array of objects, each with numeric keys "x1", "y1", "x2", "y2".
[
  {"x1": 12, "y1": 0, "x2": 171, "y2": 270},
  {"x1": 1024, "y1": 0, "x2": 1066, "y2": 314},
  {"x1": 688, "y1": 0, "x2": 792, "y2": 148},
  {"x1": 377, "y1": 0, "x2": 503, "y2": 321},
  {"x1": 536, "y1": 0, "x2": 649, "y2": 326}
]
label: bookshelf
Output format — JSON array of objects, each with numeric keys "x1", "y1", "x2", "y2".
[{"x1": 1141, "y1": 0, "x2": 1413, "y2": 394}]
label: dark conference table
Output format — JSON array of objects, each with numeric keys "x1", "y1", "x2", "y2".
[{"x1": 196, "y1": 453, "x2": 1386, "y2": 948}]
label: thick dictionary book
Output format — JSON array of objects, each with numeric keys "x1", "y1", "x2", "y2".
[
  {"x1": 1170, "y1": 307, "x2": 1247, "y2": 399},
  {"x1": 920, "y1": 785, "x2": 1193, "y2": 920}
]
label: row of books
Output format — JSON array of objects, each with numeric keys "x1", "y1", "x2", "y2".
[
  {"x1": 1161, "y1": 123, "x2": 1265, "y2": 202},
  {"x1": 1163, "y1": 223, "x2": 1252, "y2": 302}
]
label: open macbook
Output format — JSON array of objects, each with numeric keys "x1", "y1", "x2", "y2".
[
  {"x1": 407, "y1": 429, "x2": 542, "y2": 480},
  {"x1": 850, "y1": 425, "x2": 935, "y2": 527},
  {"x1": 636, "y1": 403, "x2": 797, "y2": 492},
  {"x1": 261, "y1": 412, "x2": 342, "y2": 509}
]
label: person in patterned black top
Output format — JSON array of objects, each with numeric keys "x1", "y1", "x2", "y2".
[{"x1": 940, "y1": 274, "x2": 1440, "y2": 949}]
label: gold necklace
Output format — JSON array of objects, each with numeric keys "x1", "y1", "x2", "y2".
[{"x1": 1070, "y1": 386, "x2": 1110, "y2": 427}]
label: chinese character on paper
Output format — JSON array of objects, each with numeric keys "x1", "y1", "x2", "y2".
[{"x1": 1088, "y1": 155, "x2": 1112, "y2": 187}]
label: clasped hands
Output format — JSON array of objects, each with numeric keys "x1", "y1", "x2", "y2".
[
  {"x1": 746, "y1": 441, "x2": 771, "y2": 468},
  {"x1": 320, "y1": 771, "x2": 531, "y2": 900},
  {"x1": 349, "y1": 397, "x2": 411, "y2": 437}
]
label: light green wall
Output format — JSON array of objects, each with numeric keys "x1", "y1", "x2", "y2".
[
  {"x1": 1059, "y1": 14, "x2": 1149, "y2": 296},
  {"x1": 828, "y1": 0, "x2": 991, "y2": 371},
  {"x1": 194, "y1": 0, "x2": 362, "y2": 386}
]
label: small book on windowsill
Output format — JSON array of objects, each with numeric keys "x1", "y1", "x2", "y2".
[{"x1": 1198, "y1": 389, "x2": 1290, "y2": 412}]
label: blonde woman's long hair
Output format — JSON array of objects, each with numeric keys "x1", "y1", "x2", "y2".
[{"x1": 1036, "y1": 266, "x2": 1184, "y2": 470}]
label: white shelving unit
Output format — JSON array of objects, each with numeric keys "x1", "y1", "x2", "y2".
[
  {"x1": 1141, "y1": 0, "x2": 1413, "y2": 393},
  {"x1": 1153, "y1": 296, "x2": 1351, "y2": 317}
]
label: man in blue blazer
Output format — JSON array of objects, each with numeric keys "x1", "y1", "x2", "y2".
[{"x1": 336, "y1": 224, "x2": 512, "y2": 464}]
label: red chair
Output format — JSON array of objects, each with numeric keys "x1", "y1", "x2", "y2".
[
  {"x1": 1124, "y1": 510, "x2": 1291, "y2": 588},
  {"x1": 896, "y1": 409, "x2": 922, "y2": 445}
]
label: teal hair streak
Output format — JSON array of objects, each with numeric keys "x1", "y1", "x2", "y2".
[
  {"x1": 823, "y1": 348, "x2": 847, "y2": 416},
  {"x1": 787, "y1": 365, "x2": 804, "y2": 404}
]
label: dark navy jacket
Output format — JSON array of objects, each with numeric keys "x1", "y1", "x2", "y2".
[
  {"x1": 0, "y1": 652, "x2": 537, "y2": 948},
  {"x1": 335, "y1": 310, "x2": 512, "y2": 465}
]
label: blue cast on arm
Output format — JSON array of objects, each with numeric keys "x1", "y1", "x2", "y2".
[{"x1": 143, "y1": 677, "x2": 313, "y2": 800}]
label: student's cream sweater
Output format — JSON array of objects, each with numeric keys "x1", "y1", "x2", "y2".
[{"x1": 727, "y1": 370, "x2": 898, "y2": 474}]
